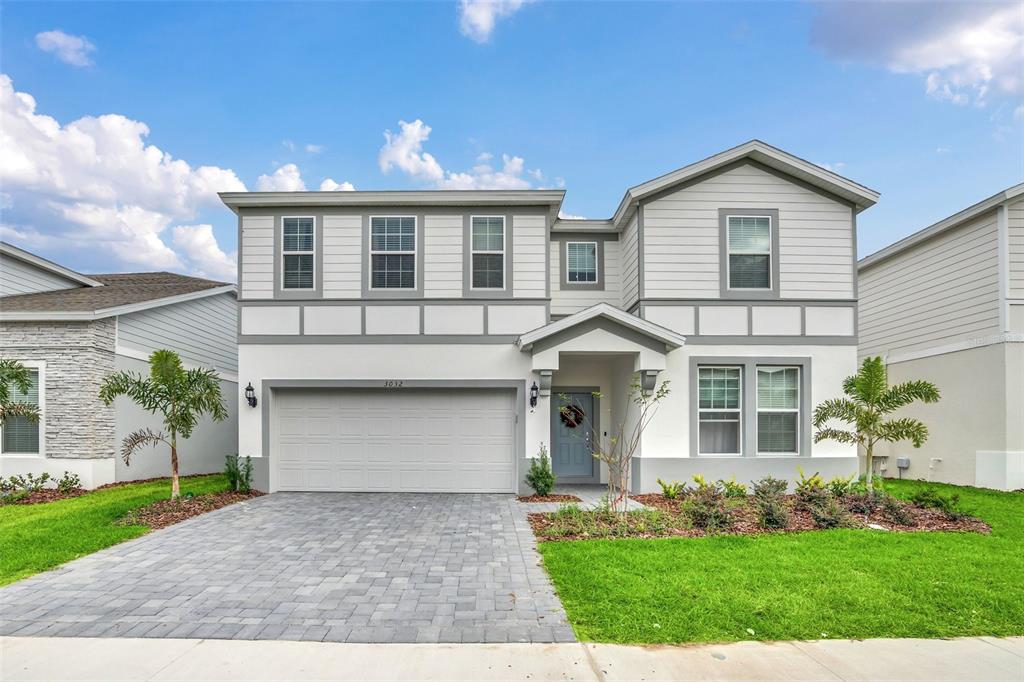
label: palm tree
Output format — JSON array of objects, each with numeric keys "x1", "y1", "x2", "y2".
[
  {"x1": 0, "y1": 359, "x2": 41, "y2": 425},
  {"x1": 813, "y1": 356, "x2": 940, "y2": 490},
  {"x1": 99, "y1": 350, "x2": 227, "y2": 499}
]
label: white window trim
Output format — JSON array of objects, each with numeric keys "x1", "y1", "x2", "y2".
[
  {"x1": 469, "y1": 215, "x2": 507, "y2": 291},
  {"x1": 565, "y1": 240, "x2": 599, "y2": 284},
  {"x1": 756, "y1": 365, "x2": 801, "y2": 456},
  {"x1": 369, "y1": 215, "x2": 418, "y2": 291},
  {"x1": 281, "y1": 216, "x2": 316, "y2": 291},
  {"x1": 0, "y1": 360, "x2": 45, "y2": 458},
  {"x1": 697, "y1": 364, "x2": 742, "y2": 457},
  {"x1": 726, "y1": 214, "x2": 772, "y2": 291}
]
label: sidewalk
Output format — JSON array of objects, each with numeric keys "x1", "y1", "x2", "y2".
[{"x1": 2, "y1": 635, "x2": 1021, "y2": 681}]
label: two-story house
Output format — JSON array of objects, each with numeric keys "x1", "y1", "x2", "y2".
[
  {"x1": 222, "y1": 140, "x2": 879, "y2": 494},
  {"x1": 859, "y1": 184, "x2": 1024, "y2": 491}
]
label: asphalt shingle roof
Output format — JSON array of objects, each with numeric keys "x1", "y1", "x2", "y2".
[{"x1": 0, "y1": 272, "x2": 231, "y2": 313}]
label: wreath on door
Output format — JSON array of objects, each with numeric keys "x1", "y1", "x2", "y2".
[{"x1": 560, "y1": 404, "x2": 586, "y2": 429}]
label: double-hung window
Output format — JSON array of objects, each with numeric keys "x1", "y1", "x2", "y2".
[
  {"x1": 697, "y1": 366, "x2": 742, "y2": 455},
  {"x1": 757, "y1": 367, "x2": 800, "y2": 454},
  {"x1": 282, "y1": 217, "x2": 315, "y2": 290},
  {"x1": 370, "y1": 216, "x2": 416, "y2": 289},
  {"x1": 1, "y1": 367, "x2": 40, "y2": 454},
  {"x1": 566, "y1": 242, "x2": 598, "y2": 283},
  {"x1": 726, "y1": 215, "x2": 772, "y2": 289},
  {"x1": 471, "y1": 216, "x2": 505, "y2": 289}
]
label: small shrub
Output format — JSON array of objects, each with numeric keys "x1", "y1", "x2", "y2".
[
  {"x1": 794, "y1": 467, "x2": 828, "y2": 511},
  {"x1": 909, "y1": 486, "x2": 969, "y2": 521},
  {"x1": 881, "y1": 494, "x2": 913, "y2": 526},
  {"x1": 225, "y1": 454, "x2": 255, "y2": 493},
  {"x1": 752, "y1": 476, "x2": 788, "y2": 500},
  {"x1": 752, "y1": 476, "x2": 789, "y2": 530},
  {"x1": 656, "y1": 477, "x2": 686, "y2": 500},
  {"x1": 632, "y1": 508, "x2": 668, "y2": 535},
  {"x1": 56, "y1": 471, "x2": 81, "y2": 493},
  {"x1": 682, "y1": 483, "x2": 733, "y2": 531},
  {"x1": 7, "y1": 472, "x2": 51, "y2": 493},
  {"x1": 718, "y1": 476, "x2": 748, "y2": 499},
  {"x1": 843, "y1": 491, "x2": 881, "y2": 515},
  {"x1": 826, "y1": 474, "x2": 856, "y2": 498},
  {"x1": 525, "y1": 444, "x2": 557, "y2": 496},
  {"x1": 224, "y1": 454, "x2": 241, "y2": 490},
  {"x1": 810, "y1": 494, "x2": 852, "y2": 529}
]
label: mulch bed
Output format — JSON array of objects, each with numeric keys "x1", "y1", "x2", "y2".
[
  {"x1": 529, "y1": 493, "x2": 990, "y2": 542},
  {"x1": 95, "y1": 473, "x2": 223, "y2": 490},
  {"x1": 1, "y1": 488, "x2": 87, "y2": 505},
  {"x1": 517, "y1": 494, "x2": 583, "y2": 503},
  {"x1": 119, "y1": 490, "x2": 264, "y2": 530}
]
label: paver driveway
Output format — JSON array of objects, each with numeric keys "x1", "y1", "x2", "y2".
[{"x1": 0, "y1": 493, "x2": 574, "y2": 643}]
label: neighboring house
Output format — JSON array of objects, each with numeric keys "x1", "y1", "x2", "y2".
[
  {"x1": 223, "y1": 140, "x2": 879, "y2": 494},
  {"x1": 858, "y1": 184, "x2": 1024, "y2": 491},
  {"x1": 0, "y1": 242, "x2": 239, "y2": 488}
]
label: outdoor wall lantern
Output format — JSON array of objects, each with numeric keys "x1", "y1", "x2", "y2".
[
  {"x1": 244, "y1": 383, "x2": 258, "y2": 408},
  {"x1": 529, "y1": 382, "x2": 539, "y2": 408}
]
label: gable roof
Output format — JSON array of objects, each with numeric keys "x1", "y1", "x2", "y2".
[
  {"x1": 0, "y1": 241, "x2": 106, "y2": 288},
  {"x1": 859, "y1": 182, "x2": 1024, "y2": 271},
  {"x1": 516, "y1": 303, "x2": 686, "y2": 351},
  {"x1": 0, "y1": 272, "x2": 235, "y2": 320}
]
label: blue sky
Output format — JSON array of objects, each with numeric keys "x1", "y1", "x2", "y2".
[{"x1": 1, "y1": 1, "x2": 1021, "y2": 281}]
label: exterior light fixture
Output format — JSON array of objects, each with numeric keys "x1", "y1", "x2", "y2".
[
  {"x1": 529, "y1": 382, "x2": 539, "y2": 408},
  {"x1": 244, "y1": 383, "x2": 258, "y2": 408}
]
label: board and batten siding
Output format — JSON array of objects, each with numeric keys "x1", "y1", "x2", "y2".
[
  {"x1": 1008, "y1": 197, "x2": 1024, "y2": 300},
  {"x1": 424, "y1": 215, "x2": 463, "y2": 298},
  {"x1": 641, "y1": 163, "x2": 855, "y2": 299},
  {"x1": 0, "y1": 256, "x2": 82, "y2": 297},
  {"x1": 117, "y1": 293, "x2": 238, "y2": 374},
  {"x1": 550, "y1": 239, "x2": 623, "y2": 316},
  {"x1": 512, "y1": 214, "x2": 546, "y2": 298},
  {"x1": 322, "y1": 215, "x2": 362, "y2": 298},
  {"x1": 240, "y1": 215, "x2": 274, "y2": 299},
  {"x1": 621, "y1": 214, "x2": 639, "y2": 309},
  {"x1": 859, "y1": 210, "x2": 1001, "y2": 358}
]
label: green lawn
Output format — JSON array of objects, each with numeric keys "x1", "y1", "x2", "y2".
[
  {"x1": 538, "y1": 480, "x2": 1024, "y2": 644},
  {"x1": 0, "y1": 474, "x2": 229, "y2": 586}
]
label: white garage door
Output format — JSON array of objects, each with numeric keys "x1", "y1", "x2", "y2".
[{"x1": 274, "y1": 388, "x2": 517, "y2": 492}]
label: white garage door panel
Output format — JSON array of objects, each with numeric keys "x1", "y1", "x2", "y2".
[{"x1": 274, "y1": 388, "x2": 516, "y2": 492}]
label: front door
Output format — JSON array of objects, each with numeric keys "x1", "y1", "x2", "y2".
[{"x1": 552, "y1": 392, "x2": 595, "y2": 478}]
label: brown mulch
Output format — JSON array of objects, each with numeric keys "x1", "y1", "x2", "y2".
[
  {"x1": 517, "y1": 494, "x2": 583, "y2": 503},
  {"x1": 2, "y1": 488, "x2": 87, "y2": 505},
  {"x1": 119, "y1": 490, "x2": 264, "y2": 530},
  {"x1": 95, "y1": 473, "x2": 223, "y2": 490}
]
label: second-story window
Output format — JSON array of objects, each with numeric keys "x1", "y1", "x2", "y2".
[
  {"x1": 726, "y1": 215, "x2": 771, "y2": 289},
  {"x1": 370, "y1": 216, "x2": 416, "y2": 289},
  {"x1": 566, "y1": 242, "x2": 598, "y2": 283},
  {"x1": 471, "y1": 216, "x2": 505, "y2": 289},
  {"x1": 282, "y1": 217, "x2": 314, "y2": 290}
]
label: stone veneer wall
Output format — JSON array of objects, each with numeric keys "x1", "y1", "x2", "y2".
[{"x1": 0, "y1": 319, "x2": 116, "y2": 459}]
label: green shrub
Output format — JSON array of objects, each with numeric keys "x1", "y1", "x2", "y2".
[
  {"x1": 752, "y1": 476, "x2": 789, "y2": 529},
  {"x1": 794, "y1": 467, "x2": 828, "y2": 511},
  {"x1": 56, "y1": 471, "x2": 81, "y2": 494},
  {"x1": 826, "y1": 474, "x2": 856, "y2": 498},
  {"x1": 656, "y1": 477, "x2": 686, "y2": 500},
  {"x1": 843, "y1": 491, "x2": 882, "y2": 515},
  {"x1": 525, "y1": 444, "x2": 557, "y2": 496},
  {"x1": 718, "y1": 476, "x2": 748, "y2": 498},
  {"x1": 881, "y1": 494, "x2": 913, "y2": 526},
  {"x1": 224, "y1": 454, "x2": 254, "y2": 493},
  {"x1": 682, "y1": 483, "x2": 733, "y2": 531},
  {"x1": 909, "y1": 486, "x2": 969, "y2": 521},
  {"x1": 632, "y1": 508, "x2": 669, "y2": 535},
  {"x1": 6, "y1": 472, "x2": 51, "y2": 493},
  {"x1": 810, "y1": 494, "x2": 852, "y2": 529}
]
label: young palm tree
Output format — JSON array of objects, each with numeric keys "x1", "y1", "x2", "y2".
[
  {"x1": 99, "y1": 350, "x2": 227, "y2": 499},
  {"x1": 0, "y1": 358, "x2": 41, "y2": 425},
  {"x1": 813, "y1": 356, "x2": 940, "y2": 490}
]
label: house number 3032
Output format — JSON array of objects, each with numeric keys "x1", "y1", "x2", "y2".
[{"x1": 383, "y1": 380, "x2": 404, "y2": 388}]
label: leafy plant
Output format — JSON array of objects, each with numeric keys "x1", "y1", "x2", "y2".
[
  {"x1": 843, "y1": 491, "x2": 881, "y2": 515},
  {"x1": 881, "y1": 494, "x2": 913, "y2": 526},
  {"x1": 656, "y1": 477, "x2": 686, "y2": 500},
  {"x1": 752, "y1": 476, "x2": 789, "y2": 529},
  {"x1": 794, "y1": 467, "x2": 828, "y2": 511},
  {"x1": 8, "y1": 472, "x2": 51, "y2": 492},
  {"x1": 813, "y1": 356, "x2": 940, "y2": 491},
  {"x1": 909, "y1": 486, "x2": 969, "y2": 521},
  {"x1": 99, "y1": 349, "x2": 228, "y2": 499},
  {"x1": 718, "y1": 476, "x2": 747, "y2": 499},
  {"x1": 526, "y1": 443, "x2": 557, "y2": 496},
  {"x1": 0, "y1": 358, "x2": 41, "y2": 427},
  {"x1": 56, "y1": 471, "x2": 81, "y2": 494},
  {"x1": 224, "y1": 455, "x2": 254, "y2": 493},
  {"x1": 682, "y1": 482, "x2": 733, "y2": 531},
  {"x1": 826, "y1": 474, "x2": 856, "y2": 498},
  {"x1": 810, "y1": 494, "x2": 852, "y2": 529}
]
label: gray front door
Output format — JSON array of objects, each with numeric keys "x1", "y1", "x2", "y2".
[{"x1": 552, "y1": 392, "x2": 595, "y2": 478}]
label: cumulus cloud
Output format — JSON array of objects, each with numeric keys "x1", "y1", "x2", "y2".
[
  {"x1": 171, "y1": 224, "x2": 237, "y2": 281},
  {"x1": 256, "y1": 163, "x2": 306, "y2": 191},
  {"x1": 458, "y1": 0, "x2": 534, "y2": 42},
  {"x1": 378, "y1": 119, "x2": 545, "y2": 190},
  {"x1": 319, "y1": 178, "x2": 355, "y2": 191},
  {"x1": 811, "y1": 2, "x2": 1022, "y2": 106},
  {"x1": 0, "y1": 74, "x2": 244, "y2": 277},
  {"x1": 35, "y1": 30, "x2": 96, "y2": 67}
]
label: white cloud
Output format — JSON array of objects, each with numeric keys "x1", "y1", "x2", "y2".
[
  {"x1": 811, "y1": 2, "x2": 1022, "y2": 107},
  {"x1": 256, "y1": 163, "x2": 306, "y2": 191},
  {"x1": 281, "y1": 139, "x2": 295, "y2": 152},
  {"x1": 171, "y1": 224, "x2": 237, "y2": 281},
  {"x1": 558, "y1": 211, "x2": 587, "y2": 220},
  {"x1": 319, "y1": 178, "x2": 355, "y2": 191},
  {"x1": 458, "y1": 0, "x2": 533, "y2": 43},
  {"x1": 378, "y1": 119, "x2": 546, "y2": 190},
  {"x1": 936, "y1": 146, "x2": 952, "y2": 154},
  {"x1": 305, "y1": 144, "x2": 324, "y2": 154},
  {"x1": 816, "y1": 161, "x2": 847, "y2": 173},
  {"x1": 0, "y1": 74, "x2": 244, "y2": 276},
  {"x1": 35, "y1": 30, "x2": 96, "y2": 67}
]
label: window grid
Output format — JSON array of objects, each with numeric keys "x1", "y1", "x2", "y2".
[
  {"x1": 370, "y1": 216, "x2": 416, "y2": 290},
  {"x1": 566, "y1": 241, "x2": 598, "y2": 283},
  {"x1": 282, "y1": 217, "x2": 315, "y2": 290},
  {"x1": 757, "y1": 366, "x2": 800, "y2": 454},
  {"x1": 470, "y1": 216, "x2": 505, "y2": 290},
  {"x1": 697, "y1": 366, "x2": 742, "y2": 456},
  {"x1": 1, "y1": 368, "x2": 40, "y2": 454},
  {"x1": 727, "y1": 215, "x2": 771, "y2": 290}
]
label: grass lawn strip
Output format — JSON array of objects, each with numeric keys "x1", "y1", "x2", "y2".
[
  {"x1": 537, "y1": 480, "x2": 1023, "y2": 644},
  {"x1": 0, "y1": 474, "x2": 232, "y2": 586}
]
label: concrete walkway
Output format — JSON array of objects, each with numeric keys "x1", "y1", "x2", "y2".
[{"x1": 2, "y1": 636, "x2": 1021, "y2": 681}]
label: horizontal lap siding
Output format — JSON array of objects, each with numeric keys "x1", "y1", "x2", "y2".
[
  {"x1": 550, "y1": 240, "x2": 623, "y2": 315},
  {"x1": 323, "y1": 215, "x2": 361, "y2": 298},
  {"x1": 1009, "y1": 198, "x2": 1024, "y2": 299},
  {"x1": 0, "y1": 257, "x2": 81, "y2": 296},
  {"x1": 241, "y1": 216, "x2": 274, "y2": 299},
  {"x1": 513, "y1": 215, "x2": 546, "y2": 298},
  {"x1": 117, "y1": 293, "x2": 238, "y2": 374},
  {"x1": 859, "y1": 210, "x2": 1000, "y2": 358},
  {"x1": 424, "y1": 215, "x2": 462, "y2": 298},
  {"x1": 641, "y1": 163, "x2": 855, "y2": 299},
  {"x1": 621, "y1": 215, "x2": 639, "y2": 308}
]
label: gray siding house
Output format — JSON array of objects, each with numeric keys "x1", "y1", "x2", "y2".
[
  {"x1": 0, "y1": 243, "x2": 239, "y2": 488},
  {"x1": 858, "y1": 184, "x2": 1024, "y2": 490}
]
